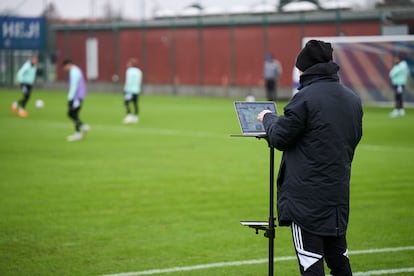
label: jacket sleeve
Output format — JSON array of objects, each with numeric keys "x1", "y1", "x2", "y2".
[
  {"x1": 389, "y1": 62, "x2": 409, "y2": 79},
  {"x1": 16, "y1": 62, "x2": 29, "y2": 83},
  {"x1": 68, "y1": 68, "x2": 80, "y2": 101},
  {"x1": 124, "y1": 68, "x2": 131, "y2": 92},
  {"x1": 263, "y1": 95, "x2": 307, "y2": 151}
]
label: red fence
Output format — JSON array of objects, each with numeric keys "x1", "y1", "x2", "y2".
[{"x1": 54, "y1": 17, "x2": 380, "y2": 88}]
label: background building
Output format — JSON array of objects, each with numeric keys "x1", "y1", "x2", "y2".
[{"x1": 2, "y1": 1, "x2": 414, "y2": 101}]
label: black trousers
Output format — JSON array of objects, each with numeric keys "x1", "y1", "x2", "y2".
[
  {"x1": 265, "y1": 79, "x2": 277, "y2": 101},
  {"x1": 292, "y1": 222, "x2": 352, "y2": 276},
  {"x1": 393, "y1": 85, "x2": 405, "y2": 109},
  {"x1": 124, "y1": 93, "x2": 139, "y2": 115},
  {"x1": 68, "y1": 100, "x2": 83, "y2": 132},
  {"x1": 18, "y1": 84, "x2": 33, "y2": 109}
]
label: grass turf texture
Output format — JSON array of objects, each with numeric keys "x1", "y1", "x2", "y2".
[{"x1": 0, "y1": 89, "x2": 413, "y2": 275}]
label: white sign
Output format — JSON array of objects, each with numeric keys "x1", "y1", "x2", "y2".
[{"x1": 86, "y1": 38, "x2": 98, "y2": 80}]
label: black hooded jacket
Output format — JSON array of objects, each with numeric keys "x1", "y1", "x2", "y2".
[{"x1": 262, "y1": 62, "x2": 363, "y2": 236}]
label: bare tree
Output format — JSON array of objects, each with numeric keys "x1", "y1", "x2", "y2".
[
  {"x1": 103, "y1": 0, "x2": 123, "y2": 21},
  {"x1": 43, "y1": 2, "x2": 60, "y2": 19}
]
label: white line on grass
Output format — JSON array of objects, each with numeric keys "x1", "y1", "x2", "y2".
[
  {"x1": 27, "y1": 119, "x2": 228, "y2": 139},
  {"x1": 66, "y1": 122, "x2": 228, "y2": 139},
  {"x1": 353, "y1": 267, "x2": 414, "y2": 276},
  {"x1": 101, "y1": 246, "x2": 414, "y2": 276},
  {"x1": 350, "y1": 246, "x2": 414, "y2": 255},
  {"x1": 101, "y1": 257, "x2": 294, "y2": 276},
  {"x1": 24, "y1": 119, "x2": 414, "y2": 147},
  {"x1": 359, "y1": 144, "x2": 414, "y2": 153}
]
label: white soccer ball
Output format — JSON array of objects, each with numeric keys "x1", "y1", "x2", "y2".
[
  {"x1": 245, "y1": 95, "x2": 256, "y2": 102},
  {"x1": 35, "y1": 99, "x2": 44, "y2": 109}
]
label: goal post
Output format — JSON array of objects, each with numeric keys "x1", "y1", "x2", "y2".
[{"x1": 302, "y1": 35, "x2": 414, "y2": 104}]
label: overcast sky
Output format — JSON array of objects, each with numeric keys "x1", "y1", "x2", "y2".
[
  {"x1": 1, "y1": 0, "x2": 279, "y2": 20},
  {"x1": 1, "y1": 0, "x2": 378, "y2": 20}
]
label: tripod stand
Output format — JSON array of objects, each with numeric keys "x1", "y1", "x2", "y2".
[{"x1": 240, "y1": 137, "x2": 276, "y2": 275}]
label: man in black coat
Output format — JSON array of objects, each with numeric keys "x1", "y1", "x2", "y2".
[{"x1": 258, "y1": 40, "x2": 363, "y2": 276}]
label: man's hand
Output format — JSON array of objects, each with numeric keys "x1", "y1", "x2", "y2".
[{"x1": 257, "y1": 110, "x2": 273, "y2": 122}]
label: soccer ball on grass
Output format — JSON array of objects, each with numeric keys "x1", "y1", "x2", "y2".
[{"x1": 35, "y1": 99, "x2": 44, "y2": 109}]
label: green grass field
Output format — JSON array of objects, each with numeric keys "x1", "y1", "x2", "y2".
[{"x1": 1, "y1": 89, "x2": 413, "y2": 276}]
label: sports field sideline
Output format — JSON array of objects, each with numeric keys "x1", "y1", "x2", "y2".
[
  {"x1": 1, "y1": 89, "x2": 413, "y2": 275},
  {"x1": 102, "y1": 246, "x2": 414, "y2": 276}
]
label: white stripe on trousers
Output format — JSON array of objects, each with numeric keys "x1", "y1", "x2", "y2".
[{"x1": 292, "y1": 222, "x2": 323, "y2": 271}]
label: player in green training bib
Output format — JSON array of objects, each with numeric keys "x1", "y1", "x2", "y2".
[{"x1": 123, "y1": 58, "x2": 143, "y2": 124}]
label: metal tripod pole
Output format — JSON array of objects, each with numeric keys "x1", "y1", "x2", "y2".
[
  {"x1": 267, "y1": 143, "x2": 275, "y2": 275},
  {"x1": 238, "y1": 136, "x2": 276, "y2": 275}
]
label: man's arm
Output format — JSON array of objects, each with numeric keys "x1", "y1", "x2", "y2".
[
  {"x1": 68, "y1": 68, "x2": 80, "y2": 100},
  {"x1": 16, "y1": 62, "x2": 29, "y2": 83},
  {"x1": 258, "y1": 96, "x2": 307, "y2": 151},
  {"x1": 389, "y1": 62, "x2": 408, "y2": 79}
]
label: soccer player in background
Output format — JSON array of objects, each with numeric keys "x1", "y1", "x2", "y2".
[
  {"x1": 12, "y1": 56, "x2": 38, "y2": 117},
  {"x1": 389, "y1": 54, "x2": 409, "y2": 118},
  {"x1": 263, "y1": 53, "x2": 282, "y2": 101},
  {"x1": 123, "y1": 58, "x2": 143, "y2": 124},
  {"x1": 62, "y1": 59, "x2": 90, "y2": 142}
]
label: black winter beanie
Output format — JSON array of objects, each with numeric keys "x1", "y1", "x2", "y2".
[{"x1": 295, "y1": 40, "x2": 333, "y2": 72}]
